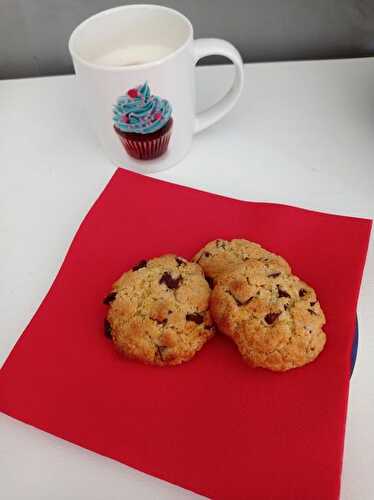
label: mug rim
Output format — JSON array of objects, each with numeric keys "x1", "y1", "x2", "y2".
[{"x1": 68, "y1": 4, "x2": 194, "y2": 72}]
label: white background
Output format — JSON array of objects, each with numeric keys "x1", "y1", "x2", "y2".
[{"x1": 1, "y1": 60, "x2": 374, "y2": 499}]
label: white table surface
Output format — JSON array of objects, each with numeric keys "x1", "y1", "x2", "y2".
[{"x1": 1, "y1": 59, "x2": 374, "y2": 500}]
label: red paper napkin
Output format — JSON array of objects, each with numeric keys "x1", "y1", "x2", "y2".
[{"x1": 0, "y1": 169, "x2": 371, "y2": 499}]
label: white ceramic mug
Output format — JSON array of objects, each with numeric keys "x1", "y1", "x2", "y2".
[{"x1": 69, "y1": 4, "x2": 244, "y2": 173}]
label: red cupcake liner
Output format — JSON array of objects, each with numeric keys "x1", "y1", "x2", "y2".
[{"x1": 115, "y1": 119, "x2": 173, "y2": 160}]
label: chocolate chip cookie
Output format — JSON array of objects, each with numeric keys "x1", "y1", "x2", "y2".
[
  {"x1": 210, "y1": 260, "x2": 326, "y2": 371},
  {"x1": 193, "y1": 239, "x2": 291, "y2": 285},
  {"x1": 103, "y1": 254, "x2": 214, "y2": 366}
]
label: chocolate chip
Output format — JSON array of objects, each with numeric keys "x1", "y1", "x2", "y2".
[
  {"x1": 154, "y1": 318, "x2": 168, "y2": 326},
  {"x1": 206, "y1": 276, "x2": 214, "y2": 289},
  {"x1": 268, "y1": 272, "x2": 281, "y2": 278},
  {"x1": 299, "y1": 288, "x2": 307, "y2": 297},
  {"x1": 308, "y1": 308, "x2": 317, "y2": 315},
  {"x1": 264, "y1": 312, "x2": 281, "y2": 325},
  {"x1": 215, "y1": 240, "x2": 226, "y2": 249},
  {"x1": 204, "y1": 252, "x2": 211, "y2": 257},
  {"x1": 284, "y1": 304, "x2": 288, "y2": 310},
  {"x1": 103, "y1": 291, "x2": 117, "y2": 305},
  {"x1": 186, "y1": 312, "x2": 204, "y2": 324},
  {"x1": 132, "y1": 259, "x2": 147, "y2": 271},
  {"x1": 159, "y1": 272, "x2": 182, "y2": 289},
  {"x1": 277, "y1": 285, "x2": 290, "y2": 298},
  {"x1": 310, "y1": 301, "x2": 317, "y2": 306},
  {"x1": 104, "y1": 319, "x2": 112, "y2": 339},
  {"x1": 175, "y1": 257, "x2": 186, "y2": 266}
]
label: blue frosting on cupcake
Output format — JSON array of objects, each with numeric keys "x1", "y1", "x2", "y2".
[{"x1": 113, "y1": 82, "x2": 172, "y2": 135}]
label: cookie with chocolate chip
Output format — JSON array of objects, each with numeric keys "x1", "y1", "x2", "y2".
[
  {"x1": 103, "y1": 254, "x2": 214, "y2": 366},
  {"x1": 193, "y1": 239, "x2": 291, "y2": 285},
  {"x1": 210, "y1": 260, "x2": 326, "y2": 371}
]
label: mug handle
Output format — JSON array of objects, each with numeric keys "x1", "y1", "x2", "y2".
[{"x1": 193, "y1": 39, "x2": 244, "y2": 133}]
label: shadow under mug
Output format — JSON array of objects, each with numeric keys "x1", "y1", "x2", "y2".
[{"x1": 69, "y1": 4, "x2": 244, "y2": 173}]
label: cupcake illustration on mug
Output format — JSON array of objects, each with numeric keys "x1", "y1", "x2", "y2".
[{"x1": 113, "y1": 81, "x2": 173, "y2": 160}]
